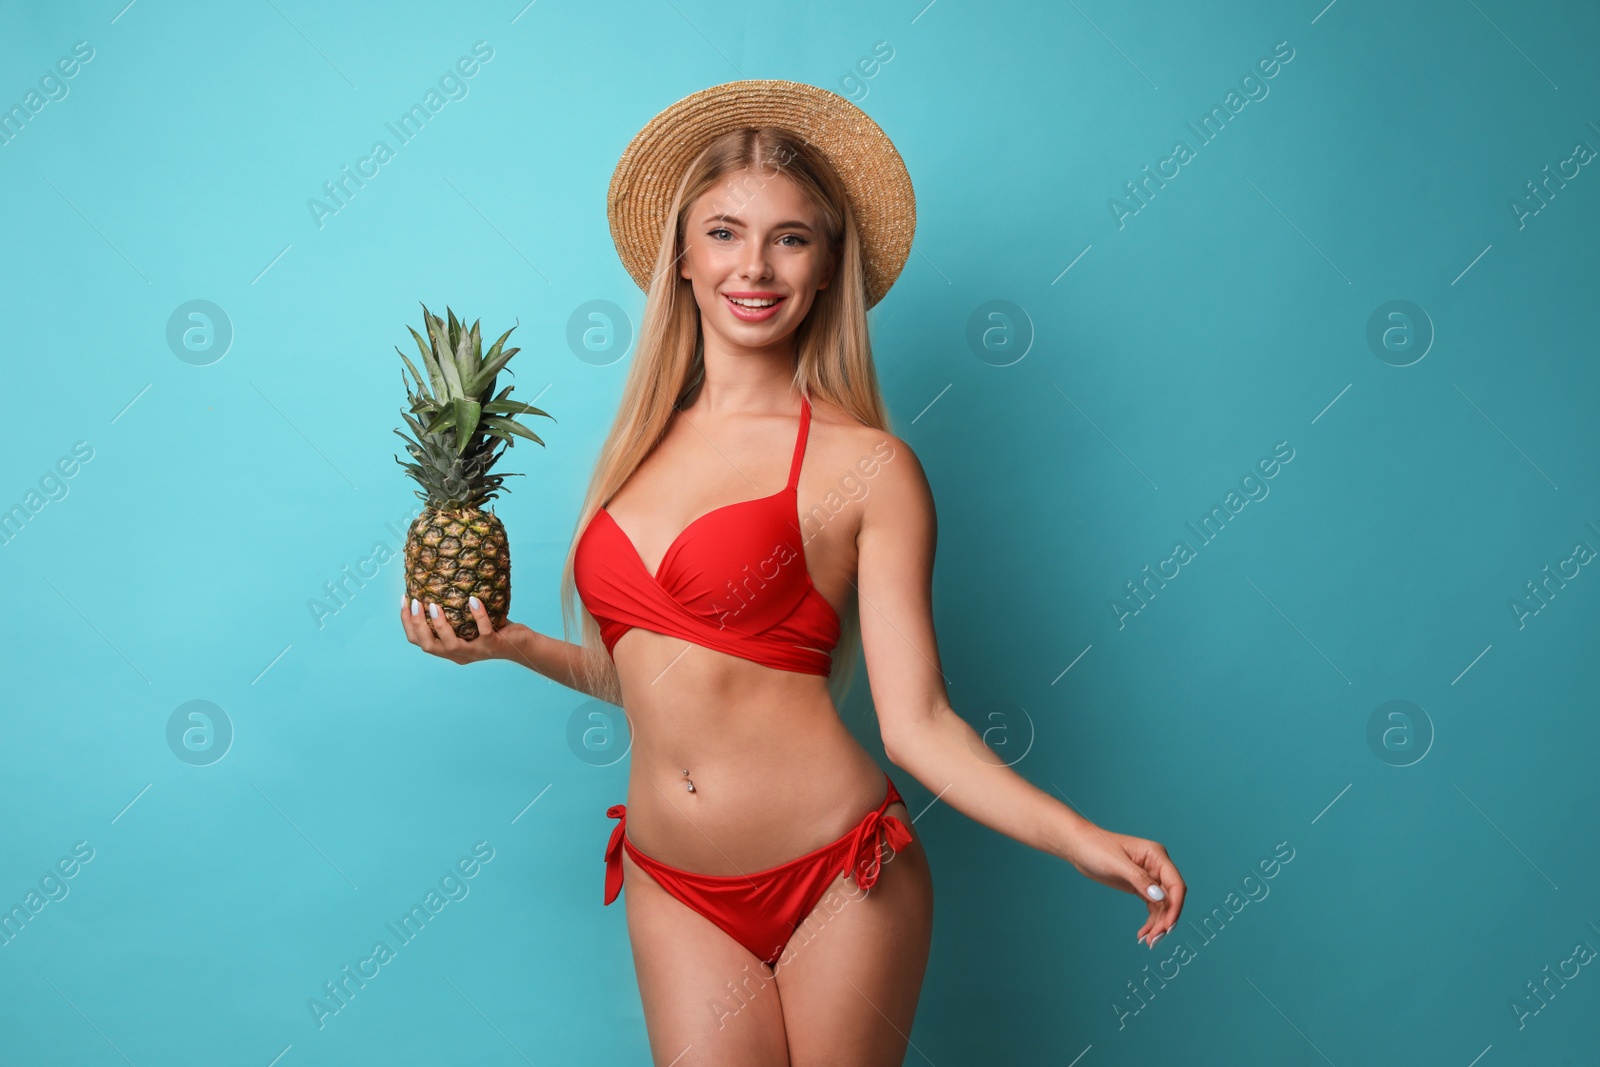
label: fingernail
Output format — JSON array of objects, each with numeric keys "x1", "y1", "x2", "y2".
[
  {"x1": 469, "y1": 595, "x2": 481, "y2": 610},
  {"x1": 428, "y1": 603, "x2": 440, "y2": 618},
  {"x1": 410, "y1": 598, "x2": 419, "y2": 616},
  {"x1": 1150, "y1": 931, "x2": 1165, "y2": 947},
  {"x1": 1146, "y1": 885, "x2": 1165, "y2": 901}
]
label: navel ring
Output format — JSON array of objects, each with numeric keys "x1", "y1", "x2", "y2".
[{"x1": 682, "y1": 769, "x2": 695, "y2": 793}]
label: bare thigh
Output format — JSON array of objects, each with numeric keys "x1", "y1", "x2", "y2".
[
  {"x1": 771, "y1": 801, "x2": 935, "y2": 1067},
  {"x1": 620, "y1": 848, "x2": 791, "y2": 1067}
]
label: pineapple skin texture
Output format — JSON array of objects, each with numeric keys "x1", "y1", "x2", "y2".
[{"x1": 404, "y1": 507, "x2": 510, "y2": 639}]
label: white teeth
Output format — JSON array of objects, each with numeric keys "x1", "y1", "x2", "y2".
[{"x1": 728, "y1": 296, "x2": 778, "y2": 307}]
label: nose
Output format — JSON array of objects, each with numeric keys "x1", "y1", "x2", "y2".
[{"x1": 736, "y1": 238, "x2": 774, "y2": 284}]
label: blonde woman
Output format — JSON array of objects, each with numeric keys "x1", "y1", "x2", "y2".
[{"x1": 401, "y1": 80, "x2": 1186, "y2": 1067}]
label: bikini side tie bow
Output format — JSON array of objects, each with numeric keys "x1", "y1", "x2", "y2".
[{"x1": 847, "y1": 809, "x2": 912, "y2": 891}]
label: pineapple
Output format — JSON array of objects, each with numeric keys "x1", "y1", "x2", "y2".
[{"x1": 393, "y1": 303, "x2": 552, "y2": 639}]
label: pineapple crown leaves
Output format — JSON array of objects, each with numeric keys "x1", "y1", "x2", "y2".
[{"x1": 392, "y1": 302, "x2": 555, "y2": 509}]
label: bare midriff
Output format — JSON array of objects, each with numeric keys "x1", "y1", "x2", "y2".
[{"x1": 611, "y1": 625, "x2": 890, "y2": 876}]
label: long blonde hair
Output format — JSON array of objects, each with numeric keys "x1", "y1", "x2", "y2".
[{"x1": 560, "y1": 126, "x2": 891, "y2": 708}]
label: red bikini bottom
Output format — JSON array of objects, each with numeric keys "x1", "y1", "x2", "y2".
[{"x1": 604, "y1": 772, "x2": 912, "y2": 967}]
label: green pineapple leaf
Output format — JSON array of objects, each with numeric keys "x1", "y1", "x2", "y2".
[
  {"x1": 396, "y1": 349, "x2": 427, "y2": 395},
  {"x1": 445, "y1": 307, "x2": 462, "y2": 362},
  {"x1": 423, "y1": 308, "x2": 465, "y2": 399},
  {"x1": 481, "y1": 399, "x2": 550, "y2": 418},
  {"x1": 452, "y1": 314, "x2": 480, "y2": 396},
  {"x1": 482, "y1": 415, "x2": 544, "y2": 447},
  {"x1": 450, "y1": 397, "x2": 482, "y2": 455},
  {"x1": 404, "y1": 326, "x2": 446, "y2": 399},
  {"x1": 465, "y1": 340, "x2": 521, "y2": 396},
  {"x1": 395, "y1": 304, "x2": 551, "y2": 509},
  {"x1": 422, "y1": 406, "x2": 456, "y2": 436}
]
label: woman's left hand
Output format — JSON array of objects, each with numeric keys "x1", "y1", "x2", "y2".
[{"x1": 1064, "y1": 825, "x2": 1186, "y2": 947}]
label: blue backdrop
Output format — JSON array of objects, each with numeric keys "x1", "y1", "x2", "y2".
[{"x1": 3, "y1": 1, "x2": 1598, "y2": 1063}]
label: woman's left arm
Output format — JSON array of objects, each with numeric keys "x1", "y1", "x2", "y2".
[{"x1": 855, "y1": 434, "x2": 1186, "y2": 945}]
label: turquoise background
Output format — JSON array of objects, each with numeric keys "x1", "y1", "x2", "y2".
[{"x1": 3, "y1": 0, "x2": 1598, "y2": 1063}]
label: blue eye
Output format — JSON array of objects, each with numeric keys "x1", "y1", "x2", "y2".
[{"x1": 706, "y1": 228, "x2": 809, "y2": 246}]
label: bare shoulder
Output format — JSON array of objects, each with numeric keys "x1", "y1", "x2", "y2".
[{"x1": 806, "y1": 396, "x2": 931, "y2": 509}]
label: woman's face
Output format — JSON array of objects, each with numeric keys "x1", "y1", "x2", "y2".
[{"x1": 677, "y1": 168, "x2": 835, "y2": 352}]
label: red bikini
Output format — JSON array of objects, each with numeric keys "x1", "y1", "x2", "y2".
[
  {"x1": 604, "y1": 774, "x2": 911, "y2": 966},
  {"x1": 575, "y1": 394, "x2": 911, "y2": 965},
  {"x1": 573, "y1": 392, "x2": 841, "y2": 675}
]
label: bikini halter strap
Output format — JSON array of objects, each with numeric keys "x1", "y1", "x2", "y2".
[{"x1": 786, "y1": 394, "x2": 813, "y2": 490}]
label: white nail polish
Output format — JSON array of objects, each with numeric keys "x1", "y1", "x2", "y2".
[
  {"x1": 469, "y1": 595, "x2": 481, "y2": 610},
  {"x1": 1146, "y1": 885, "x2": 1165, "y2": 901},
  {"x1": 410, "y1": 598, "x2": 419, "y2": 616},
  {"x1": 428, "y1": 603, "x2": 439, "y2": 618}
]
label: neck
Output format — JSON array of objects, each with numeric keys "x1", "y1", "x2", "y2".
[{"x1": 689, "y1": 344, "x2": 801, "y2": 416}]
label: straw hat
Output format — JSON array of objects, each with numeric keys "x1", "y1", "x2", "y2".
[{"x1": 606, "y1": 79, "x2": 916, "y2": 309}]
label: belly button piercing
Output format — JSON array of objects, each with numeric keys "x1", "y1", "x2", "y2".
[{"x1": 682, "y1": 769, "x2": 695, "y2": 793}]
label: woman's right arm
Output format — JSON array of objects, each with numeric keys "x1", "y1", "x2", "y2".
[{"x1": 400, "y1": 594, "x2": 617, "y2": 701}]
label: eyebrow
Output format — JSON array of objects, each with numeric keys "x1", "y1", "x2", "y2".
[{"x1": 702, "y1": 213, "x2": 816, "y2": 232}]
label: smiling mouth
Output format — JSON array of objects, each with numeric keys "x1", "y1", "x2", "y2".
[{"x1": 723, "y1": 294, "x2": 786, "y2": 320}]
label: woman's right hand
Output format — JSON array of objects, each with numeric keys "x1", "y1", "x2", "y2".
[{"x1": 399, "y1": 593, "x2": 533, "y2": 665}]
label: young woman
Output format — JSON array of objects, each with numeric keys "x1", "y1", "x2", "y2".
[{"x1": 401, "y1": 80, "x2": 1185, "y2": 1067}]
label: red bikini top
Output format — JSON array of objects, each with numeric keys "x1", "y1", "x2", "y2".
[{"x1": 573, "y1": 394, "x2": 842, "y2": 676}]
